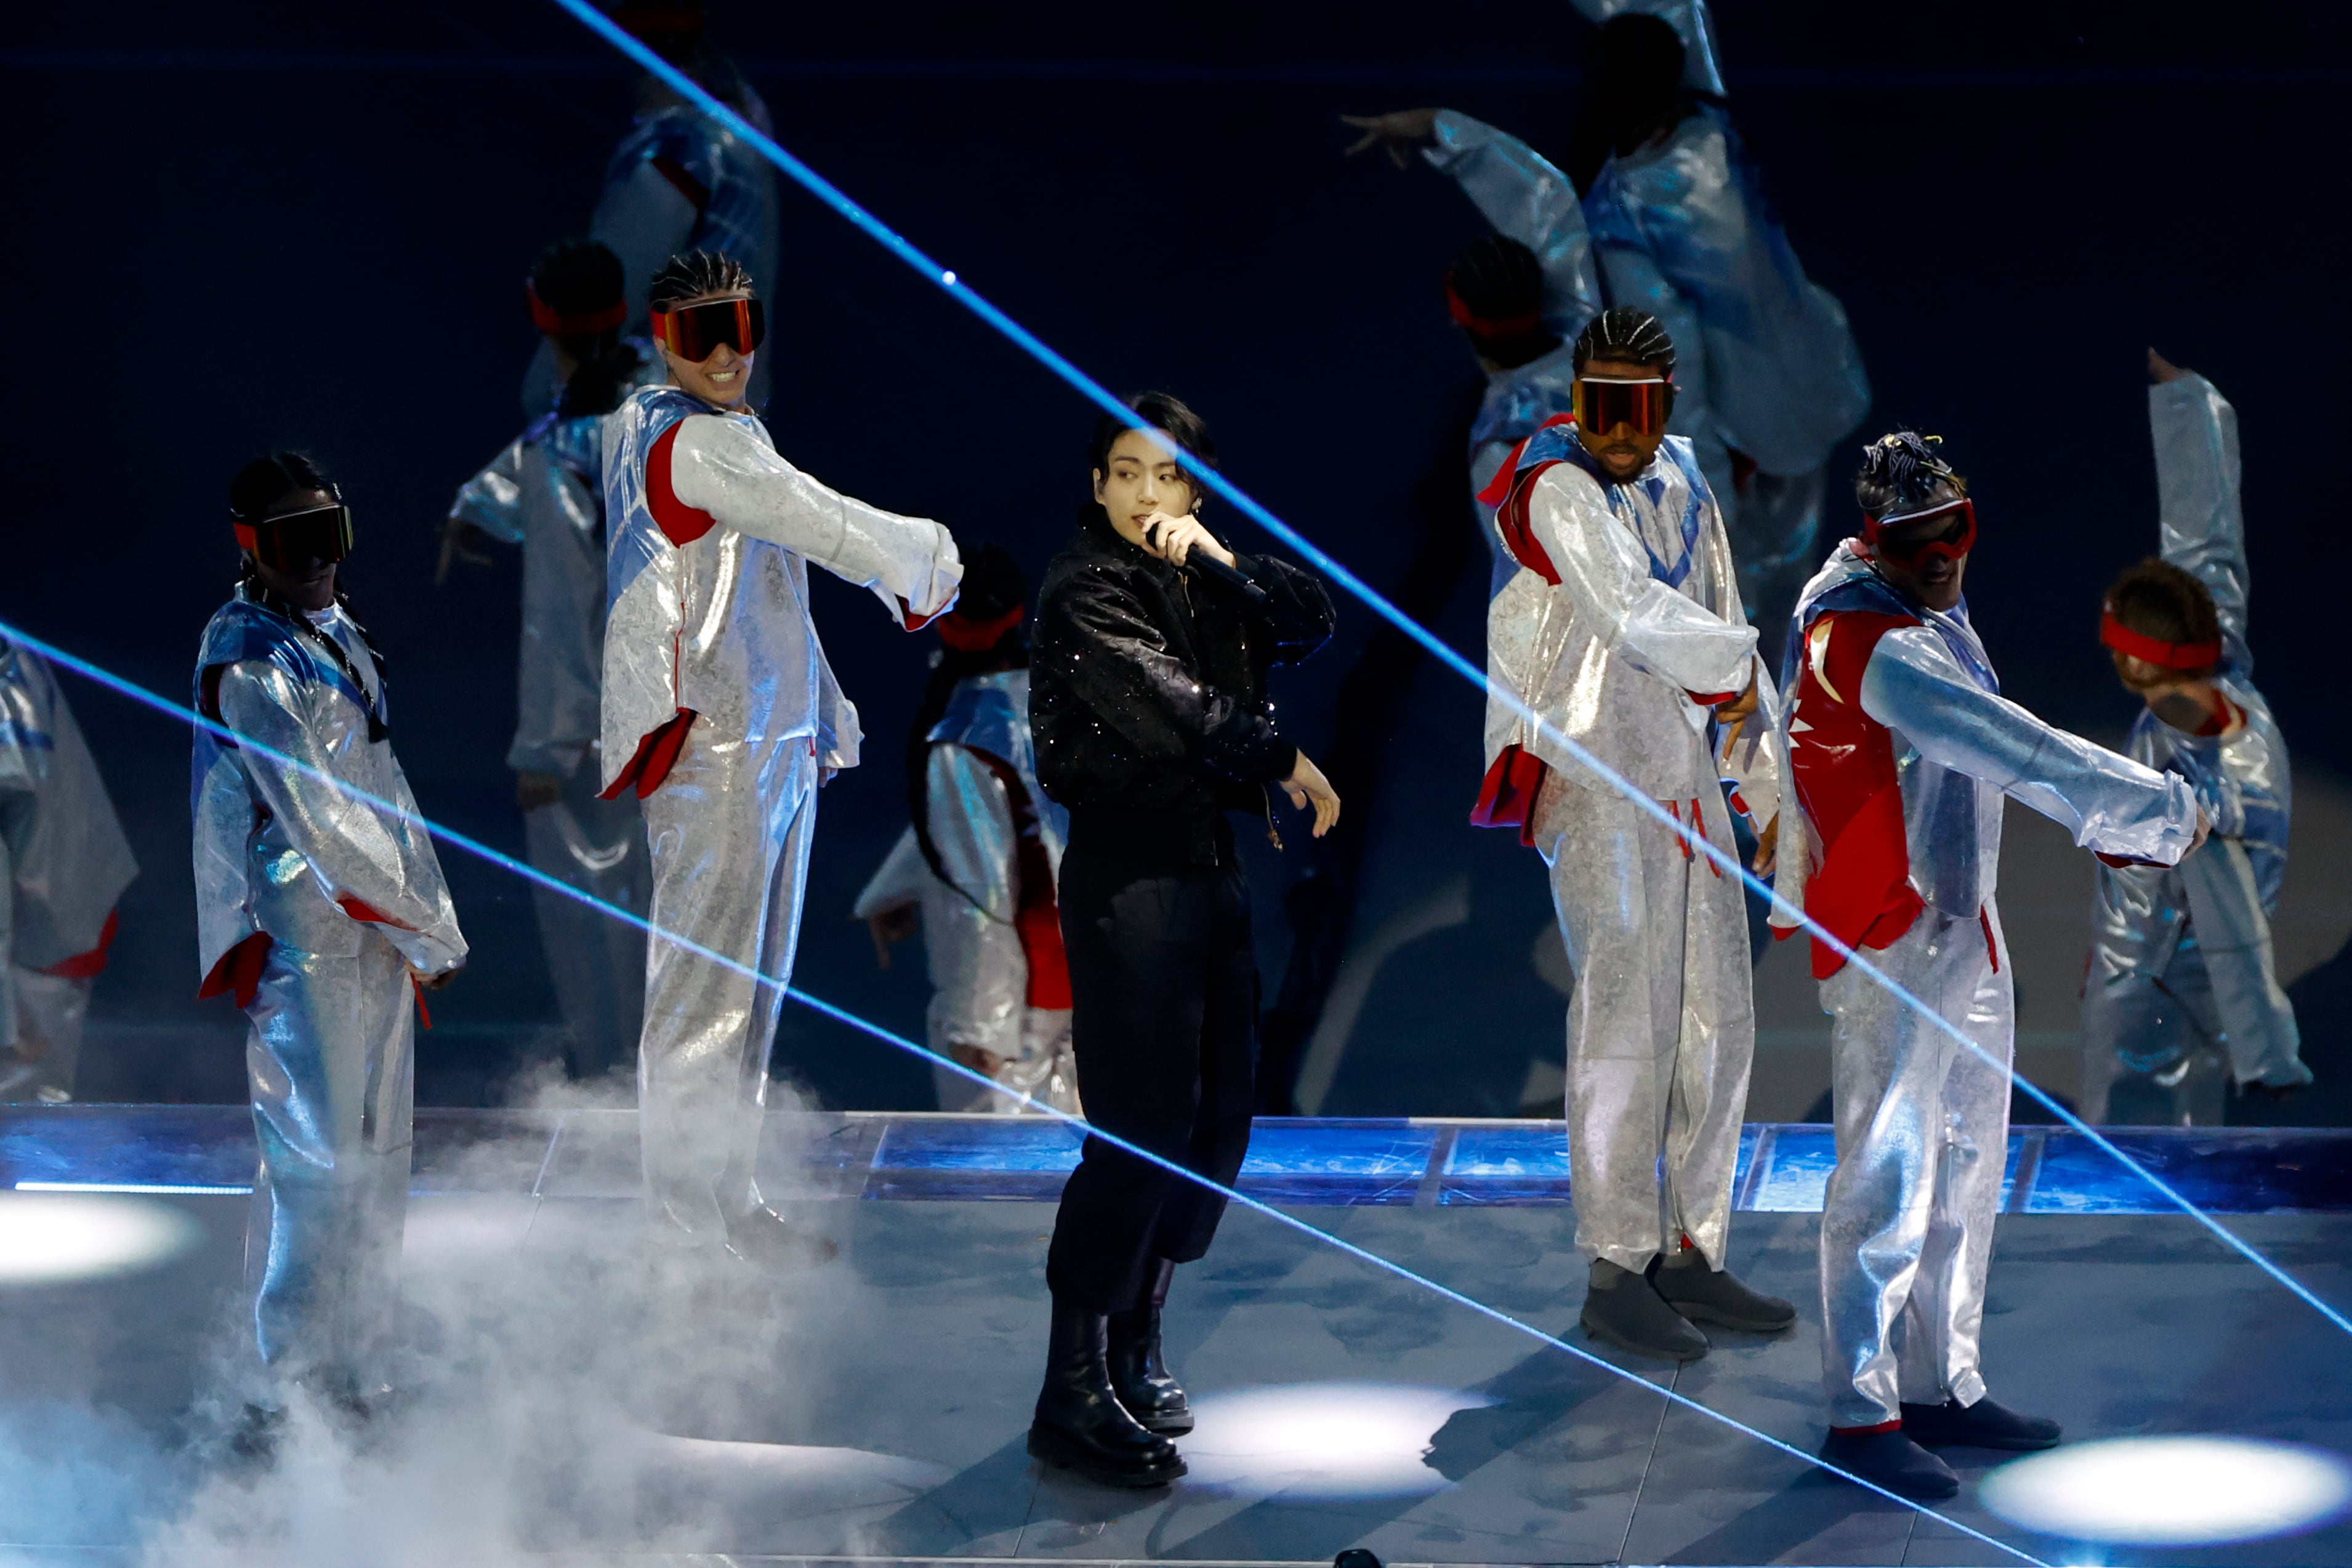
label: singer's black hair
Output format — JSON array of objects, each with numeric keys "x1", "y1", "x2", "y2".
[{"x1": 1089, "y1": 392, "x2": 1217, "y2": 509}]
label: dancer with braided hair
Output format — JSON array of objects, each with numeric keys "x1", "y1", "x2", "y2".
[
  {"x1": 1785, "y1": 432, "x2": 2204, "y2": 1497},
  {"x1": 1473, "y1": 307, "x2": 1795, "y2": 1363},
  {"x1": 602, "y1": 249, "x2": 962, "y2": 1264},
  {"x1": 193, "y1": 452, "x2": 466, "y2": 1429},
  {"x1": 853, "y1": 544, "x2": 1076, "y2": 1115}
]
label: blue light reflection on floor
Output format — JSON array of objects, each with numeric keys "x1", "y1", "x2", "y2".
[{"x1": 2, "y1": 1108, "x2": 2349, "y2": 1212}]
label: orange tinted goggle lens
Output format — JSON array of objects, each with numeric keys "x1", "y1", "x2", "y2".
[
  {"x1": 1869, "y1": 499, "x2": 1976, "y2": 566},
  {"x1": 1572, "y1": 377, "x2": 1671, "y2": 438},
  {"x1": 241, "y1": 504, "x2": 353, "y2": 571},
  {"x1": 653, "y1": 297, "x2": 765, "y2": 361}
]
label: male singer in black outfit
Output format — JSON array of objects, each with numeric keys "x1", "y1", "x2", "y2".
[{"x1": 1026, "y1": 392, "x2": 1339, "y2": 1486}]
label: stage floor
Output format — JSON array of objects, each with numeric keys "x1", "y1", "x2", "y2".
[{"x1": 0, "y1": 1109, "x2": 2348, "y2": 1567}]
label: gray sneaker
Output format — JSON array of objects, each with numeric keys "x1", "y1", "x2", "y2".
[
  {"x1": 1648, "y1": 1252, "x2": 1797, "y2": 1332},
  {"x1": 1581, "y1": 1259, "x2": 1709, "y2": 1361}
]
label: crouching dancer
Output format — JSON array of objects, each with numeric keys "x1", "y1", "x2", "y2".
[
  {"x1": 1473, "y1": 307, "x2": 1794, "y2": 1362},
  {"x1": 602, "y1": 251, "x2": 962, "y2": 1260},
  {"x1": 1028, "y1": 394, "x2": 1339, "y2": 1486},
  {"x1": 1785, "y1": 433, "x2": 2202, "y2": 1498},
  {"x1": 2080, "y1": 352, "x2": 2308, "y2": 1124},
  {"x1": 195, "y1": 454, "x2": 466, "y2": 1421}
]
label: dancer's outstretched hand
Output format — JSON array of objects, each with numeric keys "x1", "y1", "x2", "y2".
[
  {"x1": 1282, "y1": 750, "x2": 1342, "y2": 838},
  {"x1": 436, "y1": 517, "x2": 493, "y2": 585},
  {"x1": 1341, "y1": 109, "x2": 1440, "y2": 167}
]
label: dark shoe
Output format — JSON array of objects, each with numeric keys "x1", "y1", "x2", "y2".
[
  {"x1": 1899, "y1": 1396, "x2": 2061, "y2": 1452},
  {"x1": 1107, "y1": 1258, "x2": 1193, "y2": 1435},
  {"x1": 1029, "y1": 1298, "x2": 1186, "y2": 1487},
  {"x1": 1821, "y1": 1426, "x2": 1960, "y2": 1500},
  {"x1": 1648, "y1": 1252, "x2": 1797, "y2": 1332},
  {"x1": 1582, "y1": 1260, "x2": 1709, "y2": 1362},
  {"x1": 724, "y1": 1205, "x2": 840, "y2": 1270}
]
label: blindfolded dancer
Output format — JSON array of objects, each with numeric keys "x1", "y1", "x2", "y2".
[
  {"x1": 2079, "y1": 351, "x2": 2308, "y2": 1125},
  {"x1": 1783, "y1": 431, "x2": 2205, "y2": 1498},
  {"x1": 601, "y1": 250, "x2": 962, "y2": 1263},
  {"x1": 1473, "y1": 306, "x2": 1795, "y2": 1365},
  {"x1": 446, "y1": 238, "x2": 663, "y2": 1081},
  {"x1": 194, "y1": 453, "x2": 467, "y2": 1433},
  {"x1": 0, "y1": 634, "x2": 136, "y2": 1104},
  {"x1": 1025, "y1": 393, "x2": 1337, "y2": 1487},
  {"x1": 854, "y1": 544, "x2": 1077, "y2": 1116}
]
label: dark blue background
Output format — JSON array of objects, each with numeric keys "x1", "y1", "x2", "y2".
[{"x1": 6, "y1": 0, "x2": 2347, "y2": 1114}]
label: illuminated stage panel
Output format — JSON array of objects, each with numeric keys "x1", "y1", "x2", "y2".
[
  {"x1": 2027, "y1": 1128, "x2": 2352, "y2": 1214},
  {"x1": 1236, "y1": 1120, "x2": 1435, "y2": 1205},
  {"x1": 866, "y1": 1114, "x2": 1084, "y2": 1199}
]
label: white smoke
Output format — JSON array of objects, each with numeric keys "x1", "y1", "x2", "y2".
[{"x1": 86, "y1": 1069, "x2": 945, "y2": 1566}]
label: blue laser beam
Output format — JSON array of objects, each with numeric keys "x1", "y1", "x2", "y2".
[
  {"x1": 0, "y1": 619, "x2": 2047, "y2": 1564},
  {"x1": 545, "y1": 0, "x2": 2352, "y2": 1346}
]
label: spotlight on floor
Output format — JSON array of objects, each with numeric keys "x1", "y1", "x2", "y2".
[
  {"x1": 1181, "y1": 1382, "x2": 1495, "y2": 1499},
  {"x1": 1980, "y1": 1434, "x2": 2352, "y2": 1546},
  {"x1": 0, "y1": 1192, "x2": 206, "y2": 1286}
]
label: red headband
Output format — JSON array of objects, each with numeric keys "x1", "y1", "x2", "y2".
[
  {"x1": 2100, "y1": 610, "x2": 2220, "y2": 672},
  {"x1": 527, "y1": 283, "x2": 628, "y2": 337},
  {"x1": 1443, "y1": 278, "x2": 1542, "y2": 344},
  {"x1": 936, "y1": 603, "x2": 1024, "y2": 653}
]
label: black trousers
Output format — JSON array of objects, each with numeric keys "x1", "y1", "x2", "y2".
[{"x1": 1044, "y1": 849, "x2": 1259, "y2": 1312}]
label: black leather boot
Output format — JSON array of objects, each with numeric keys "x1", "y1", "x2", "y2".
[
  {"x1": 1108, "y1": 1258, "x2": 1193, "y2": 1434},
  {"x1": 1029, "y1": 1297, "x2": 1186, "y2": 1487}
]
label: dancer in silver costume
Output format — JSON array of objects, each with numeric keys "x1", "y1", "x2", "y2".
[
  {"x1": 194, "y1": 454, "x2": 465, "y2": 1408},
  {"x1": 602, "y1": 252, "x2": 961, "y2": 1255},
  {"x1": 1473, "y1": 309, "x2": 1793, "y2": 1362},
  {"x1": 1340, "y1": 106, "x2": 1603, "y2": 594},
  {"x1": 0, "y1": 635, "x2": 136, "y2": 1104},
  {"x1": 2079, "y1": 352, "x2": 2307, "y2": 1125},
  {"x1": 1784, "y1": 432, "x2": 2201, "y2": 1499},
  {"x1": 854, "y1": 546, "x2": 1076, "y2": 1115},
  {"x1": 448, "y1": 240, "x2": 662, "y2": 1080},
  {"x1": 523, "y1": 3, "x2": 781, "y2": 416},
  {"x1": 1574, "y1": 9, "x2": 1869, "y2": 646}
]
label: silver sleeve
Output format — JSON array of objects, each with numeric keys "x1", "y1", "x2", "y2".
[
  {"x1": 1860, "y1": 627, "x2": 2201, "y2": 864},
  {"x1": 448, "y1": 436, "x2": 531, "y2": 545},
  {"x1": 1425, "y1": 111, "x2": 1603, "y2": 331},
  {"x1": 851, "y1": 826, "x2": 929, "y2": 919},
  {"x1": 214, "y1": 662, "x2": 467, "y2": 973},
  {"x1": 1529, "y1": 465, "x2": 1757, "y2": 695},
  {"x1": 2151, "y1": 372, "x2": 2250, "y2": 664},
  {"x1": 669, "y1": 416, "x2": 965, "y2": 622},
  {"x1": 925, "y1": 745, "x2": 1018, "y2": 923}
]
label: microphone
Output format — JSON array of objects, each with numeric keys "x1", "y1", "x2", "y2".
[{"x1": 1186, "y1": 548, "x2": 1270, "y2": 605}]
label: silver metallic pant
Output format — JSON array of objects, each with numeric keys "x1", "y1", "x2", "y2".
[
  {"x1": 933, "y1": 1007, "x2": 1079, "y2": 1115},
  {"x1": 1536, "y1": 781, "x2": 1755, "y2": 1272},
  {"x1": 2081, "y1": 838, "x2": 2304, "y2": 1125},
  {"x1": 0, "y1": 970, "x2": 92, "y2": 1103},
  {"x1": 637, "y1": 730, "x2": 815, "y2": 1245},
  {"x1": 243, "y1": 932, "x2": 414, "y2": 1391},
  {"x1": 1819, "y1": 907, "x2": 2011, "y2": 1428},
  {"x1": 524, "y1": 768, "x2": 651, "y2": 1080}
]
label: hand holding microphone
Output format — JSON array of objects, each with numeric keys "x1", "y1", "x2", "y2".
[{"x1": 1140, "y1": 512, "x2": 1269, "y2": 603}]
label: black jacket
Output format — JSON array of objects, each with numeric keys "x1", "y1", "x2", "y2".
[{"x1": 1032, "y1": 516, "x2": 1336, "y2": 867}]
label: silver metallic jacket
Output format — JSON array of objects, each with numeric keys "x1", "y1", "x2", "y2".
[
  {"x1": 1583, "y1": 107, "x2": 1869, "y2": 501},
  {"x1": 1422, "y1": 110, "x2": 1606, "y2": 593},
  {"x1": 0, "y1": 637, "x2": 137, "y2": 1038},
  {"x1": 453, "y1": 343, "x2": 662, "y2": 778},
  {"x1": 1786, "y1": 544, "x2": 2200, "y2": 925},
  {"x1": 592, "y1": 86, "x2": 781, "y2": 342},
  {"x1": 600, "y1": 387, "x2": 962, "y2": 792},
  {"x1": 191, "y1": 588, "x2": 465, "y2": 983},
  {"x1": 853, "y1": 670, "x2": 1073, "y2": 1091},
  {"x1": 1484, "y1": 438, "x2": 1773, "y2": 806},
  {"x1": 2087, "y1": 375, "x2": 2300, "y2": 1082}
]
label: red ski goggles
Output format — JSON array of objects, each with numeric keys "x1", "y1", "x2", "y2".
[
  {"x1": 651, "y1": 296, "x2": 765, "y2": 361},
  {"x1": 233, "y1": 501, "x2": 353, "y2": 571},
  {"x1": 1571, "y1": 377, "x2": 1673, "y2": 440},
  {"x1": 1861, "y1": 497, "x2": 1976, "y2": 566}
]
